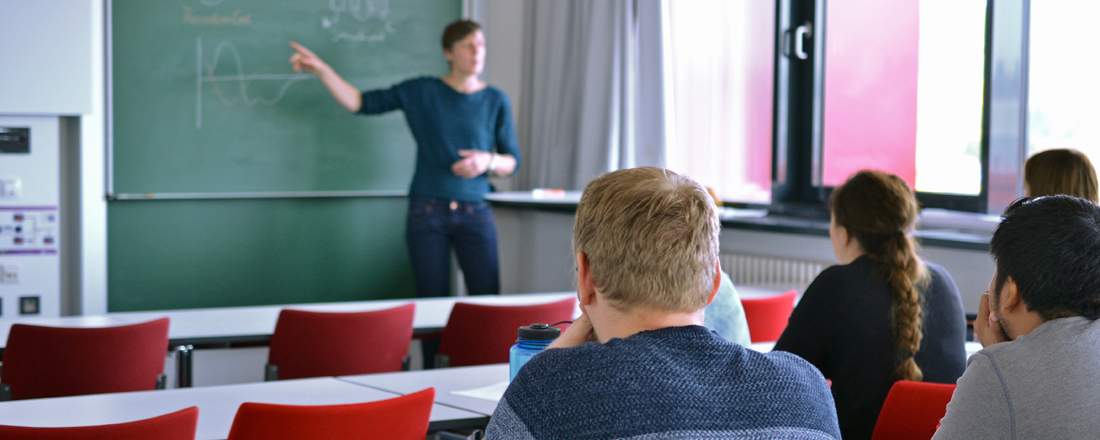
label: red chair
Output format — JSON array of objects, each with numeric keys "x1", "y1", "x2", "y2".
[
  {"x1": 0, "y1": 406, "x2": 197, "y2": 440},
  {"x1": 1, "y1": 318, "x2": 170, "y2": 400},
  {"x1": 436, "y1": 298, "x2": 576, "y2": 367},
  {"x1": 871, "y1": 380, "x2": 957, "y2": 440},
  {"x1": 226, "y1": 387, "x2": 435, "y2": 440},
  {"x1": 741, "y1": 290, "x2": 797, "y2": 342},
  {"x1": 266, "y1": 304, "x2": 415, "y2": 380}
]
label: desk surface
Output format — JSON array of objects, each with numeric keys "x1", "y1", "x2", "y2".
[
  {"x1": 342, "y1": 364, "x2": 508, "y2": 416},
  {"x1": 0, "y1": 293, "x2": 580, "y2": 349},
  {"x1": 0, "y1": 377, "x2": 484, "y2": 439}
]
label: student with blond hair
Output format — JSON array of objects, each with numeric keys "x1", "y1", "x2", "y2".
[
  {"x1": 486, "y1": 167, "x2": 840, "y2": 439},
  {"x1": 775, "y1": 170, "x2": 966, "y2": 440}
]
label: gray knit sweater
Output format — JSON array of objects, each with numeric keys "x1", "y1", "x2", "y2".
[{"x1": 485, "y1": 325, "x2": 841, "y2": 439}]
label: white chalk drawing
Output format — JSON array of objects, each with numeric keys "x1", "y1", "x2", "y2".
[
  {"x1": 321, "y1": 0, "x2": 394, "y2": 44},
  {"x1": 195, "y1": 37, "x2": 313, "y2": 129}
]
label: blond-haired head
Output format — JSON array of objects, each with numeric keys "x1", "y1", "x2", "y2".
[{"x1": 573, "y1": 167, "x2": 720, "y2": 312}]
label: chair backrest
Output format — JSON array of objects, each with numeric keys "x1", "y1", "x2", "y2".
[
  {"x1": 226, "y1": 387, "x2": 435, "y2": 440},
  {"x1": 267, "y1": 303, "x2": 415, "y2": 380},
  {"x1": 741, "y1": 290, "x2": 797, "y2": 342},
  {"x1": 0, "y1": 406, "x2": 197, "y2": 440},
  {"x1": 871, "y1": 380, "x2": 957, "y2": 440},
  {"x1": 437, "y1": 298, "x2": 576, "y2": 367},
  {"x1": 1, "y1": 318, "x2": 170, "y2": 400}
]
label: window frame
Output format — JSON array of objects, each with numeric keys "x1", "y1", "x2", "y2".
[{"x1": 765, "y1": 0, "x2": 1030, "y2": 215}]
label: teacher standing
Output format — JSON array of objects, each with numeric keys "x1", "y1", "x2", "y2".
[{"x1": 290, "y1": 20, "x2": 519, "y2": 297}]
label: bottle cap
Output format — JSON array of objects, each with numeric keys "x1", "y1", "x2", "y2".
[{"x1": 517, "y1": 323, "x2": 561, "y2": 341}]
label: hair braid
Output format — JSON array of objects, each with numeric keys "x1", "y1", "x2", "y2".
[{"x1": 878, "y1": 235, "x2": 928, "y2": 381}]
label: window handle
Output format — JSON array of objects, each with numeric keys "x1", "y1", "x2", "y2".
[{"x1": 794, "y1": 22, "x2": 812, "y2": 60}]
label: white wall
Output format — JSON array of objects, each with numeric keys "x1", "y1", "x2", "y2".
[
  {"x1": 0, "y1": 1, "x2": 93, "y2": 115},
  {"x1": 0, "y1": 0, "x2": 105, "y2": 315}
]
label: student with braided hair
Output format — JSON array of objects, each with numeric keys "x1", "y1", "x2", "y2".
[{"x1": 775, "y1": 170, "x2": 967, "y2": 440}]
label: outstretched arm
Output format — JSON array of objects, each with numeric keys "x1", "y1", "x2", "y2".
[{"x1": 289, "y1": 41, "x2": 361, "y2": 113}]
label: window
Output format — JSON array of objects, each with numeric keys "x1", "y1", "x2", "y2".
[
  {"x1": 663, "y1": 0, "x2": 775, "y2": 204},
  {"x1": 818, "y1": 0, "x2": 986, "y2": 196},
  {"x1": 1028, "y1": 1, "x2": 1100, "y2": 162}
]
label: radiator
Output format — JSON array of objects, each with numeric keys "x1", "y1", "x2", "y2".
[{"x1": 720, "y1": 253, "x2": 828, "y2": 292}]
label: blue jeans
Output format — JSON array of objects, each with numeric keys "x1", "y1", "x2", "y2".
[{"x1": 405, "y1": 198, "x2": 500, "y2": 297}]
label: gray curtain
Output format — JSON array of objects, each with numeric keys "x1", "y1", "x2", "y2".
[{"x1": 517, "y1": 0, "x2": 667, "y2": 190}]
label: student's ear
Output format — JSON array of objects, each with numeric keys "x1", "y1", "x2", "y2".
[
  {"x1": 706, "y1": 262, "x2": 721, "y2": 306},
  {"x1": 576, "y1": 252, "x2": 595, "y2": 307},
  {"x1": 998, "y1": 276, "x2": 1024, "y2": 313}
]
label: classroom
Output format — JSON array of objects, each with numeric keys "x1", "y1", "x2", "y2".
[{"x1": 1, "y1": 0, "x2": 1098, "y2": 439}]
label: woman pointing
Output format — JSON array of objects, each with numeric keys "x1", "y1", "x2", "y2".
[{"x1": 291, "y1": 20, "x2": 519, "y2": 297}]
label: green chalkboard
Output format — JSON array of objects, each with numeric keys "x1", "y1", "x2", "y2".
[
  {"x1": 108, "y1": 198, "x2": 417, "y2": 311},
  {"x1": 111, "y1": 0, "x2": 462, "y2": 194},
  {"x1": 107, "y1": 0, "x2": 461, "y2": 310}
]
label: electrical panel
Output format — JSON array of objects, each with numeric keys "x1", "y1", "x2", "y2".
[{"x1": 0, "y1": 116, "x2": 60, "y2": 317}]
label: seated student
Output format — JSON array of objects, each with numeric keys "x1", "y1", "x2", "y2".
[
  {"x1": 934, "y1": 196, "x2": 1100, "y2": 439},
  {"x1": 774, "y1": 170, "x2": 966, "y2": 440},
  {"x1": 701, "y1": 187, "x2": 753, "y2": 345},
  {"x1": 704, "y1": 270, "x2": 752, "y2": 345},
  {"x1": 1024, "y1": 148, "x2": 1098, "y2": 202},
  {"x1": 486, "y1": 167, "x2": 840, "y2": 439}
]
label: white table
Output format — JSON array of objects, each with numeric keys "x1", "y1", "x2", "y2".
[
  {"x1": 0, "y1": 293, "x2": 577, "y2": 387},
  {"x1": 105, "y1": 292, "x2": 578, "y2": 346},
  {"x1": 342, "y1": 364, "x2": 508, "y2": 416},
  {"x1": 0, "y1": 377, "x2": 486, "y2": 438}
]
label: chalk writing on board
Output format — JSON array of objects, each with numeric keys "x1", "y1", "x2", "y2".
[
  {"x1": 194, "y1": 37, "x2": 313, "y2": 129},
  {"x1": 182, "y1": 6, "x2": 252, "y2": 27},
  {"x1": 321, "y1": 0, "x2": 394, "y2": 44}
]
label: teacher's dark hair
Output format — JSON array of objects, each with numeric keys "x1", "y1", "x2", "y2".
[
  {"x1": 442, "y1": 19, "x2": 481, "y2": 50},
  {"x1": 992, "y1": 195, "x2": 1100, "y2": 320}
]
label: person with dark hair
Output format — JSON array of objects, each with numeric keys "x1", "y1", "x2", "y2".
[
  {"x1": 933, "y1": 195, "x2": 1100, "y2": 439},
  {"x1": 288, "y1": 20, "x2": 518, "y2": 297},
  {"x1": 775, "y1": 170, "x2": 967, "y2": 440},
  {"x1": 1024, "y1": 148, "x2": 1099, "y2": 203}
]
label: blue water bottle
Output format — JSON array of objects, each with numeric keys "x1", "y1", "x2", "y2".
[{"x1": 509, "y1": 323, "x2": 560, "y2": 381}]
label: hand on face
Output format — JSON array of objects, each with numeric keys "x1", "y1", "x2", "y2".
[
  {"x1": 548, "y1": 313, "x2": 595, "y2": 349},
  {"x1": 451, "y1": 149, "x2": 492, "y2": 178},
  {"x1": 975, "y1": 292, "x2": 1010, "y2": 347}
]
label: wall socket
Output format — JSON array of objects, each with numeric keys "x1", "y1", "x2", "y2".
[
  {"x1": 0, "y1": 178, "x2": 21, "y2": 199},
  {"x1": 0, "y1": 264, "x2": 17, "y2": 284},
  {"x1": 19, "y1": 296, "x2": 39, "y2": 315}
]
